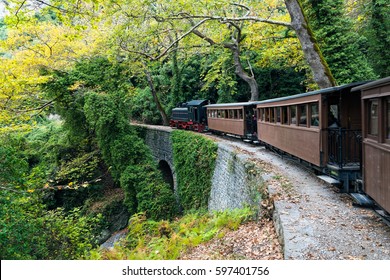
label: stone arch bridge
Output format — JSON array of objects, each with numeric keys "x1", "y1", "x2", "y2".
[{"x1": 142, "y1": 125, "x2": 261, "y2": 212}]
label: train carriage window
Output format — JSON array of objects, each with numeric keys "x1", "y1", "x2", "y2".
[
  {"x1": 265, "y1": 108, "x2": 269, "y2": 122},
  {"x1": 282, "y1": 107, "x2": 288, "y2": 125},
  {"x1": 270, "y1": 108, "x2": 275, "y2": 123},
  {"x1": 276, "y1": 107, "x2": 281, "y2": 123},
  {"x1": 290, "y1": 105, "x2": 297, "y2": 125},
  {"x1": 299, "y1": 104, "x2": 307, "y2": 127},
  {"x1": 238, "y1": 109, "x2": 243, "y2": 119},
  {"x1": 310, "y1": 103, "x2": 319, "y2": 127},
  {"x1": 261, "y1": 108, "x2": 265, "y2": 122},
  {"x1": 368, "y1": 99, "x2": 379, "y2": 136}
]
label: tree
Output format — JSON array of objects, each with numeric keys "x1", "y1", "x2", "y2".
[
  {"x1": 284, "y1": 0, "x2": 335, "y2": 87},
  {"x1": 189, "y1": 6, "x2": 260, "y2": 101},
  {"x1": 10, "y1": 0, "x2": 332, "y2": 97},
  {"x1": 0, "y1": 16, "x2": 105, "y2": 133},
  {"x1": 364, "y1": 0, "x2": 390, "y2": 77},
  {"x1": 302, "y1": 0, "x2": 377, "y2": 83},
  {"x1": 98, "y1": 0, "x2": 322, "y2": 101}
]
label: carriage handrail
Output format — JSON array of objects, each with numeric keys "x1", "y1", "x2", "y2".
[{"x1": 327, "y1": 128, "x2": 362, "y2": 168}]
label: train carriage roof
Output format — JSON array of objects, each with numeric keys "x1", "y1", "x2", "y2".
[
  {"x1": 351, "y1": 76, "x2": 390, "y2": 92},
  {"x1": 205, "y1": 101, "x2": 259, "y2": 108},
  {"x1": 256, "y1": 81, "x2": 367, "y2": 105}
]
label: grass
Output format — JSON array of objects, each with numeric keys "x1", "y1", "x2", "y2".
[{"x1": 87, "y1": 207, "x2": 254, "y2": 260}]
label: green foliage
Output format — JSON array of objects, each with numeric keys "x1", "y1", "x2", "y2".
[
  {"x1": 54, "y1": 151, "x2": 100, "y2": 184},
  {"x1": 0, "y1": 18, "x2": 7, "y2": 41},
  {"x1": 364, "y1": 0, "x2": 390, "y2": 77},
  {"x1": 36, "y1": 207, "x2": 103, "y2": 259},
  {"x1": 21, "y1": 118, "x2": 106, "y2": 210},
  {"x1": 171, "y1": 130, "x2": 218, "y2": 211},
  {"x1": 83, "y1": 91, "x2": 177, "y2": 220},
  {"x1": 0, "y1": 129, "x2": 104, "y2": 260},
  {"x1": 0, "y1": 193, "x2": 102, "y2": 259},
  {"x1": 130, "y1": 87, "x2": 162, "y2": 124},
  {"x1": 0, "y1": 134, "x2": 29, "y2": 190},
  {"x1": 42, "y1": 57, "x2": 178, "y2": 220},
  {"x1": 89, "y1": 208, "x2": 253, "y2": 260},
  {"x1": 303, "y1": 0, "x2": 377, "y2": 83},
  {"x1": 256, "y1": 67, "x2": 307, "y2": 100}
]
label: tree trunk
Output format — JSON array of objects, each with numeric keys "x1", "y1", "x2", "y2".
[
  {"x1": 193, "y1": 28, "x2": 260, "y2": 101},
  {"x1": 170, "y1": 45, "x2": 181, "y2": 107},
  {"x1": 284, "y1": 0, "x2": 336, "y2": 88},
  {"x1": 144, "y1": 69, "x2": 170, "y2": 126},
  {"x1": 229, "y1": 43, "x2": 259, "y2": 101}
]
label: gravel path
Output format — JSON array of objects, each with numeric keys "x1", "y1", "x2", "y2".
[
  {"x1": 210, "y1": 135, "x2": 390, "y2": 260},
  {"x1": 134, "y1": 124, "x2": 390, "y2": 259}
]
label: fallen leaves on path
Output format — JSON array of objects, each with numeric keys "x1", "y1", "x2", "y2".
[{"x1": 180, "y1": 217, "x2": 283, "y2": 260}]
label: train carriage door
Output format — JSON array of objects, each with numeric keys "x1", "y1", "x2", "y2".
[{"x1": 326, "y1": 89, "x2": 362, "y2": 170}]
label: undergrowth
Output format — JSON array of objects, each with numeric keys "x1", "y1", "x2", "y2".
[
  {"x1": 88, "y1": 207, "x2": 254, "y2": 260},
  {"x1": 171, "y1": 130, "x2": 218, "y2": 211}
]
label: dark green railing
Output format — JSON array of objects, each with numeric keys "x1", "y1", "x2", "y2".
[{"x1": 327, "y1": 128, "x2": 362, "y2": 168}]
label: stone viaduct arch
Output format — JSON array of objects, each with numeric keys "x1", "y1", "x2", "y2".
[
  {"x1": 142, "y1": 125, "x2": 261, "y2": 212},
  {"x1": 144, "y1": 127, "x2": 179, "y2": 203}
]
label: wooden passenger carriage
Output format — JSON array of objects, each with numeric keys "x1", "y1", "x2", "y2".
[
  {"x1": 256, "y1": 82, "x2": 366, "y2": 191},
  {"x1": 205, "y1": 102, "x2": 258, "y2": 140},
  {"x1": 352, "y1": 77, "x2": 390, "y2": 213}
]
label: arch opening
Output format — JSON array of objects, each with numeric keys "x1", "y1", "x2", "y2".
[{"x1": 158, "y1": 160, "x2": 174, "y2": 190}]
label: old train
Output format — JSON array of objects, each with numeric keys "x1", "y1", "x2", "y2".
[{"x1": 169, "y1": 76, "x2": 390, "y2": 215}]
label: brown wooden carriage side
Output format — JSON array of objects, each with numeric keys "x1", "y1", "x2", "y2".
[
  {"x1": 256, "y1": 92, "x2": 323, "y2": 166},
  {"x1": 256, "y1": 83, "x2": 365, "y2": 191},
  {"x1": 352, "y1": 77, "x2": 390, "y2": 213},
  {"x1": 205, "y1": 102, "x2": 258, "y2": 138}
]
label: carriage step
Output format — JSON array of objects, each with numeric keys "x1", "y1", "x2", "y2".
[
  {"x1": 317, "y1": 175, "x2": 341, "y2": 185},
  {"x1": 350, "y1": 193, "x2": 374, "y2": 207}
]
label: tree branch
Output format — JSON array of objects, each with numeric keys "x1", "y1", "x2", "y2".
[
  {"x1": 191, "y1": 30, "x2": 217, "y2": 45},
  {"x1": 167, "y1": 13, "x2": 292, "y2": 28},
  {"x1": 34, "y1": 0, "x2": 68, "y2": 13},
  {"x1": 12, "y1": 96, "x2": 59, "y2": 114},
  {"x1": 153, "y1": 18, "x2": 211, "y2": 60},
  {"x1": 0, "y1": 185, "x2": 25, "y2": 193}
]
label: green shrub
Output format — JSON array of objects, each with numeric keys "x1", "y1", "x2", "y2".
[
  {"x1": 88, "y1": 208, "x2": 253, "y2": 260},
  {"x1": 84, "y1": 91, "x2": 178, "y2": 220},
  {"x1": 171, "y1": 130, "x2": 218, "y2": 211},
  {"x1": 0, "y1": 193, "x2": 102, "y2": 259}
]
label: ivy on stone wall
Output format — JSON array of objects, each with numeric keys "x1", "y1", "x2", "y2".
[{"x1": 171, "y1": 130, "x2": 218, "y2": 211}]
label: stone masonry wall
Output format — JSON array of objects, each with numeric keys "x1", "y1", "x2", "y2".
[
  {"x1": 142, "y1": 126, "x2": 262, "y2": 212},
  {"x1": 208, "y1": 143, "x2": 262, "y2": 212},
  {"x1": 144, "y1": 127, "x2": 178, "y2": 195}
]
